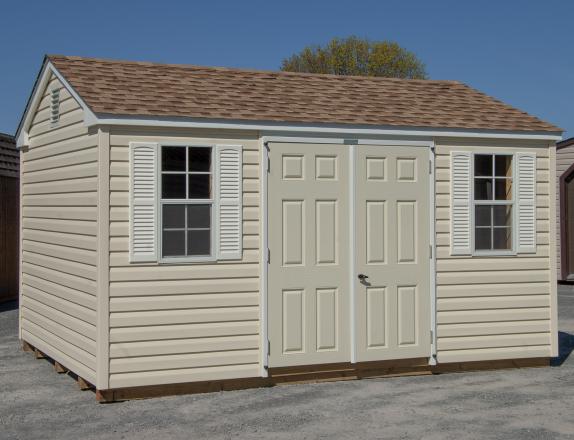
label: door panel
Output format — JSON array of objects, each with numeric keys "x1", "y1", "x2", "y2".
[
  {"x1": 282, "y1": 201, "x2": 304, "y2": 265},
  {"x1": 366, "y1": 287, "x2": 387, "y2": 348},
  {"x1": 355, "y1": 146, "x2": 431, "y2": 362},
  {"x1": 268, "y1": 142, "x2": 431, "y2": 368},
  {"x1": 268, "y1": 143, "x2": 350, "y2": 367}
]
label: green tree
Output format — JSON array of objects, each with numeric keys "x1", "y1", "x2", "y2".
[{"x1": 281, "y1": 36, "x2": 427, "y2": 79}]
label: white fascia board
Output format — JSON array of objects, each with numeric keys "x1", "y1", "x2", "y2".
[
  {"x1": 90, "y1": 114, "x2": 563, "y2": 141},
  {"x1": 15, "y1": 61, "x2": 50, "y2": 148},
  {"x1": 16, "y1": 62, "x2": 97, "y2": 149}
]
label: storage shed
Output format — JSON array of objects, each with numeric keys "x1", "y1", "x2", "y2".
[
  {"x1": 16, "y1": 55, "x2": 562, "y2": 401},
  {"x1": 0, "y1": 133, "x2": 19, "y2": 303},
  {"x1": 556, "y1": 137, "x2": 574, "y2": 282}
]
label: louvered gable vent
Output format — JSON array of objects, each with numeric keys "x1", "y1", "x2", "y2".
[
  {"x1": 129, "y1": 142, "x2": 158, "y2": 262},
  {"x1": 50, "y1": 88, "x2": 60, "y2": 124},
  {"x1": 216, "y1": 145, "x2": 243, "y2": 260}
]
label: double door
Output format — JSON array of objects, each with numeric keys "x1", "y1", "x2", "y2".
[{"x1": 267, "y1": 142, "x2": 431, "y2": 368}]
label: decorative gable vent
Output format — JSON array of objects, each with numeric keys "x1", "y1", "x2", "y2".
[{"x1": 50, "y1": 88, "x2": 60, "y2": 124}]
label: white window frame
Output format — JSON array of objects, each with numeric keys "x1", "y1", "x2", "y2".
[
  {"x1": 158, "y1": 142, "x2": 217, "y2": 264},
  {"x1": 471, "y1": 152, "x2": 517, "y2": 256}
]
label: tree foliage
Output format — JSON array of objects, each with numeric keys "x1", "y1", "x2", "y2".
[{"x1": 281, "y1": 36, "x2": 427, "y2": 79}]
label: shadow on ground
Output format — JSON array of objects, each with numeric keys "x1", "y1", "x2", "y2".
[
  {"x1": 551, "y1": 331, "x2": 574, "y2": 366},
  {"x1": 0, "y1": 300, "x2": 17, "y2": 313}
]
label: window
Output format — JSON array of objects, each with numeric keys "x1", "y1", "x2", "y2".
[
  {"x1": 473, "y1": 154, "x2": 513, "y2": 252},
  {"x1": 160, "y1": 146, "x2": 213, "y2": 259}
]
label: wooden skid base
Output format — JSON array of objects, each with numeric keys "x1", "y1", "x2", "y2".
[
  {"x1": 20, "y1": 339, "x2": 549, "y2": 402},
  {"x1": 22, "y1": 340, "x2": 95, "y2": 392},
  {"x1": 432, "y1": 357, "x2": 550, "y2": 373},
  {"x1": 53, "y1": 361, "x2": 68, "y2": 374},
  {"x1": 95, "y1": 356, "x2": 550, "y2": 403}
]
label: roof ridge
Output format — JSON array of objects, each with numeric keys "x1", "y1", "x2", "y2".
[{"x1": 47, "y1": 54, "x2": 461, "y2": 85}]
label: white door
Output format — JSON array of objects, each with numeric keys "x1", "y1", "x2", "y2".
[
  {"x1": 267, "y1": 142, "x2": 431, "y2": 368},
  {"x1": 267, "y1": 143, "x2": 351, "y2": 368},
  {"x1": 354, "y1": 145, "x2": 431, "y2": 361}
]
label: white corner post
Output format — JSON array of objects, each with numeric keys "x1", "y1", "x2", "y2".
[{"x1": 96, "y1": 126, "x2": 110, "y2": 390}]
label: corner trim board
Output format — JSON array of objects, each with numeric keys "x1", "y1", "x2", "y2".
[
  {"x1": 549, "y1": 144, "x2": 559, "y2": 357},
  {"x1": 96, "y1": 126, "x2": 111, "y2": 389}
]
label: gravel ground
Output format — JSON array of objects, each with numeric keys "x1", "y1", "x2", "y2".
[{"x1": 1, "y1": 286, "x2": 573, "y2": 440}]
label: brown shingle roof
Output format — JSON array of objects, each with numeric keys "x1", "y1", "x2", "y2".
[
  {"x1": 0, "y1": 133, "x2": 18, "y2": 178},
  {"x1": 48, "y1": 55, "x2": 561, "y2": 133}
]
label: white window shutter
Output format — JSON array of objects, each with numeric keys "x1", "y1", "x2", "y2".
[
  {"x1": 129, "y1": 142, "x2": 158, "y2": 262},
  {"x1": 516, "y1": 152, "x2": 537, "y2": 253},
  {"x1": 216, "y1": 145, "x2": 243, "y2": 260},
  {"x1": 451, "y1": 151, "x2": 472, "y2": 255}
]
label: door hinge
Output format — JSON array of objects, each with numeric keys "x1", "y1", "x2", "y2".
[
  {"x1": 267, "y1": 248, "x2": 270, "y2": 264},
  {"x1": 429, "y1": 244, "x2": 433, "y2": 259},
  {"x1": 429, "y1": 159, "x2": 432, "y2": 174},
  {"x1": 268, "y1": 340, "x2": 271, "y2": 355},
  {"x1": 265, "y1": 142, "x2": 271, "y2": 173},
  {"x1": 430, "y1": 330, "x2": 434, "y2": 344}
]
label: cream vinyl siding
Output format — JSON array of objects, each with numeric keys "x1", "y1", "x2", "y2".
[
  {"x1": 435, "y1": 139, "x2": 554, "y2": 363},
  {"x1": 107, "y1": 128, "x2": 260, "y2": 388},
  {"x1": 20, "y1": 74, "x2": 98, "y2": 384},
  {"x1": 556, "y1": 143, "x2": 574, "y2": 279}
]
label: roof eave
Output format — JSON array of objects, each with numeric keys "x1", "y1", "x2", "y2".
[{"x1": 88, "y1": 112, "x2": 563, "y2": 141}]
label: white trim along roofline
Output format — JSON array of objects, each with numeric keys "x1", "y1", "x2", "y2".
[
  {"x1": 16, "y1": 61, "x2": 98, "y2": 148},
  {"x1": 16, "y1": 62, "x2": 562, "y2": 149}
]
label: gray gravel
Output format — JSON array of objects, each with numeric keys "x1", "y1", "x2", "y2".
[{"x1": 1, "y1": 286, "x2": 573, "y2": 440}]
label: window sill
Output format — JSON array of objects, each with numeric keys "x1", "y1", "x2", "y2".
[
  {"x1": 471, "y1": 250, "x2": 516, "y2": 257},
  {"x1": 159, "y1": 256, "x2": 217, "y2": 265}
]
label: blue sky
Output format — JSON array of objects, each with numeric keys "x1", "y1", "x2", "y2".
[{"x1": 1, "y1": 0, "x2": 572, "y2": 137}]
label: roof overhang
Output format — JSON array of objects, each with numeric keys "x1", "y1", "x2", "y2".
[
  {"x1": 16, "y1": 60, "x2": 562, "y2": 148},
  {"x1": 90, "y1": 113, "x2": 563, "y2": 141}
]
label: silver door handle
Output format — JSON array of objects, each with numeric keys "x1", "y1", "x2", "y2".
[{"x1": 358, "y1": 274, "x2": 369, "y2": 281}]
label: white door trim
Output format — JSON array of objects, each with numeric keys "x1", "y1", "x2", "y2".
[
  {"x1": 349, "y1": 144, "x2": 357, "y2": 363},
  {"x1": 260, "y1": 136, "x2": 437, "y2": 373},
  {"x1": 260, "y1": 138, "x2": 269, "y2": 376},
  {"x1": 262, "y1": 136, "x2": 434, "y2": 148},
  {"x1": 429, "y1": 142, "x2": 438, "y2": 365}
]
